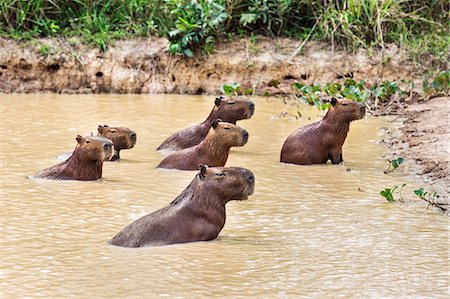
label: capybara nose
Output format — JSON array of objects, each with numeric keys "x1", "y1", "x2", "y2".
[
  {"x1": 242, "y1": 131, "x2": 249, "y2": 143},
  {"x1": 360, "y1": 105, "x2": 366, "y2": 114},
  {"x1": 104, "y1": 143, "x2": 112, "y2": 151},
  {"x1": 248, "y1": 102, "x2": 255, "y2": 114},
  {"x1": 245, "y1": 171, "x2": 255, "y2": 184},
  {"x1": 130, "y1": 132, "x2": 137, "y2": 142}
]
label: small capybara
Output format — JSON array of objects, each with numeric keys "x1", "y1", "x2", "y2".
[
  {"x1": 157, "y1": 119, "x2": 249, "y2": 170},
  {"x1": 157, "y1": 96, "x2": 254, "y2": 151},
  {"x1": 108, "y1": 165, "x2": 255, "y2": 247},
  {"x1": 97, "y1": 125, "x2": 136, "y2": 161},
  {"x1": 280, "y1": 98, "x2": 365, "y2": 165},
  {"x1": 31, "y1": 135, "x2": 113, "y2": 180}
]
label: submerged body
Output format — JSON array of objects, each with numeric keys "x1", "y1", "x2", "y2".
[
  {"x1": 109, "y1": 165, "x2": 255, "y2": 247},
  {"x1": 157, "y1": 96, "x2": 254, "y2": 151},
  {"x1": 157, "y1": 120, "x2": 249, "y2": 170},
  {"x1": 280, "y1": 98, "x2": 365, "y2": 165},
  {"x1": 32, "y1": 135, "x2": 113, "y2": 180}
]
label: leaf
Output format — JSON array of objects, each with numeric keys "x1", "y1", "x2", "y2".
[
  {"x1": 380, "y1": 188, "x2": 395, "y2": 202},
  {"x1": 220, "y1": 84, "x2": 233, "y2": 96},
  {"x1": 183, "y1": 48, "x2": 194, "y2": 57}
]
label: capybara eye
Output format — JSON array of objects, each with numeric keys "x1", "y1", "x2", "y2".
[
  {"x1": 110, "y1": 129, "x2": 117, "y2": 133},
  {"x1": 215, "y1": 172, "x2": 226, "y2": 177},
  {"x1": 227, "y1": 102, "x2": 236, "y2": 105},
  {"x1": 85, "y1": 140, "x2": 91, "y2": 144},
  {"x1": 341, "y1": 103, "x2": 349, "y2": 106},
  {"x1": 223, "y1": 127, "x2": 231, "y2": 130}
]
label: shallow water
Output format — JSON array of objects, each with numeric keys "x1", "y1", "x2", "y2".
[{"x1": 1, "y1": 94, "x2": 448, "y2": 298}]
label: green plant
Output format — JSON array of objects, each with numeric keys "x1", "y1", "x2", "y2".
[
  {"x1": 166, "y1": 0, "x2": 228, "y2": 56},
  {"x1": 380, "y1": 183, "x2": 406, "y2": 203},
  {"x1": 38, "y1": 43, "x2": 50, "y2": 56},
  {"x1": 413, "y1": 188, "x2": 448, "y2": 213},
  {"x1": 423, "y1": 70, "x2": 450, "y2": 95},
  {"x1": 384, "y1": 157, "x2": 404, "y2": 174}
]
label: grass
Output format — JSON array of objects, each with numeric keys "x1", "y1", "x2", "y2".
[{"x1": 0, "y1": 0, "x2": 447, "y2": 69}]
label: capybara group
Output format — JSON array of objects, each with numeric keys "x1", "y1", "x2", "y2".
[
  {"x1": 109, "y1": 165, "x2": 255, "y2": 247},
  {"x1": 157, "y1": 119, "x2": 249, "y2": 170},
  {"x1": 31, "y1": 135, "x2": 113, "y2": 180},
  {"x1": 97, "y1": 125, "x2": 136, "y2": 161},
  {"x1": 280, "y1": 98, "x2": 365, "y2": 165},
  {"x1": 157, "y1": 96, "x2": 254, "y2": 151}
]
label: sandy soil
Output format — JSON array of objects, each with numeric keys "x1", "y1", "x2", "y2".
[{"x1": 383, "y1": 96, "x2": 449, "y2": 198}]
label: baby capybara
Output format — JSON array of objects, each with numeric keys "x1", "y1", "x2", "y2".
[
  {"x1": 31, "y1": 135, "x2": 113, "y2": 180},
  {"x1": 157, "y1": 119, "x2": 249, "y2": 170},
  {"x1": 97, "y1": 125, "x2": 136, "y2": 161},
  {"x1": 157, "y1": 96, "x2": 254, "y2": 151},
  {"x1": 280, "y1": 98, "x2": 365, "y2": 165},
  {"x1": 108, "y1": 165, "x2": 255, "y2": 247}
]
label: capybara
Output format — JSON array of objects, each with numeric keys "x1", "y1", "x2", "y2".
[
  {"x1": 108, "y1": 165, "x2": 255, "y2": 247},
  {"x1": 31, "y1": 135, "x2": 113, "y2": 180},
  {"x1": 97, "y1": 125, "x2": 136, "y2": 161},
  {"x1": 280, "y1": 98, "x2": 365, "y2": 165},
  {"x1": 157, "y1": 119, "x2": 249, "y2": 170},
  {"x1": 157, "y1": 96, "x2": 254, "y2": 151}
]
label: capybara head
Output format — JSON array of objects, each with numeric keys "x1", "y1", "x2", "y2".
[
  {"x1": 329, "y1": 98, "x2": 366, "y2": 121},
  {"x1": 197, "y1": 165, "x2": 255, "y2": 204},
  {"x1": 213, "y1": 96, "x2": 255, "y2": 123},
  {"x1": 210, "y1": 119, "x2": 249, "y2": 147},
  {"x1": 97, "y1": 125, "x2": 137, "y2": 150},
  {"x1": 75, "y1": 135, "x2": 114, "y2": 162}
]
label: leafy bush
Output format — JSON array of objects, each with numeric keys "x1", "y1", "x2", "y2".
[{"x1": 165, "y1": 0, "x2": 228, "y2": 56}]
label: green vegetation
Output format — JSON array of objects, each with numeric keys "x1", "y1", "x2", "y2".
[
  {"x1": 380, "y1": 183, "x2": 406, "y2": 203},
  {"x1": 413, "y1": 188, "x2": 448, "y2": 213},
  {"x1": 384, "y1": 157, "x2": 404, "y2": 174},
  {"x1": 1, "y1": 0, "x2": 448, "y2": 68}
]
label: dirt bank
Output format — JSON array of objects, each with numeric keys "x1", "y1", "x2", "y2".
[
  {"x1": 383, "y1": 96, "x2": 449, "y2": 198},
  {"x1": 0, "y1": 37, "x2": 447, "y2": 195},
  {"x1": 0, "y1": 37, "x2": 416, "y2": 94}
]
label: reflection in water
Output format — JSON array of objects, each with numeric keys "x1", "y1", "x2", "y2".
[{"x1": 1, "y1": 94, "x2": 448, "y2": 298}]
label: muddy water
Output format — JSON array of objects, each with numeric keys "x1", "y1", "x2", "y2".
[{"x1": 1, "y1": 94, "x2": 448, "y2": 298}]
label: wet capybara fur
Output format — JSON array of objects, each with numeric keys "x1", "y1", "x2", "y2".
[
  {"x1": 157, "y1": 119, "x2": 249, "y2": 170},
  {"x1": 280, "y1": 98, "x2": 365, "y2": 165},
  {"x1": 108, "y1": 165, "x2": 255, "y2": 247},
  {"x1": 157, "y1": 96, "x2": 254, "y2": 151},
  {"x1": 98, "y1": 125, "x2": 136, "y2": 161},
  {"x1": 31, "y1": 135, "x2": 113, "y2": 180}
]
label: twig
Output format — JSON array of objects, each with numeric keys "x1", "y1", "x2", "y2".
[{"x1": 290, "y1": 19, "x2": 319, "y2": 59}]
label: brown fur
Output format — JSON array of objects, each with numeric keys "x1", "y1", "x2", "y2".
[
  {"x1": 280, "y1": 98, "x2": 365, "y2": 165},
  {"x1": 157, "y1": 96, "x2": 254, "y2": 151},
  {"x1": 157, "y1": 120, "x2": 249, "y2": 170},
  {"x1": 31, "y1": 135, "x2": 113, "y2": 180},
  {"x1": 98, "y1": 125, "x2": 136, "y2": 161},
  {"x1": 108, "y1": 165, "x2": 255, "y2": 247}
]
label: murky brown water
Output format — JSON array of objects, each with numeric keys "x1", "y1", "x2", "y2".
[{"x1": 1, "y1": 94, "x2": 448, "y2": 298}]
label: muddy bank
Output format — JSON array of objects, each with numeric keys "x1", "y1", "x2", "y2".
[
  {"x1": 383, "y1": 97, "x2": 449, "y2": 198},
  {"x1": 0, "y1": 37, "x2": 416, "y2": 94}
]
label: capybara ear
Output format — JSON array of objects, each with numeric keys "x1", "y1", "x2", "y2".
[
  {"x1": 212, "y1": 119, "x2": 222, "y2": 129},
  {"x1": 103, "y1": 124, "x2": 109, "y2": 127},
  {"x1": 330, "y1": 98, "x2": 338, "y2": 107},
  {"x1": 199, "y1": 164, "x2": 208, "y2": 180},
  {"x1": 215, "y1": 97, "x2": 222, "y2": 107},
  {"x1": 76, "y1": 135, "x2": 84, "y2": 144},
  {"x1": 98, "y1": 125, "x2": 104, "y2": 133}
]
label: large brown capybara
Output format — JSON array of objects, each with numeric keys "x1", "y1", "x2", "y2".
[
  {"x1": 280, "y1": 98, "x2": 365, "y2": 165},
  {"x1": 97, "y1": 125, "x2": 136, "y2": 161},
  {"x1": 31, "y1": 135, "x2": 113, "y2": 180},
  {"x1": 157, "y1": 119, "x2": 249, "y2": 170},
  {"x1": 108, "y1": 165, "x2": 255, "y2": 247},
  {"x1": 157, "y1": 96, "x2": 254, "y2": 151}
]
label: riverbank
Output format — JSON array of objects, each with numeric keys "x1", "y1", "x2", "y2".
[{"x1": 0, "y1": 37, "x2": 447, "y2": 197}]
